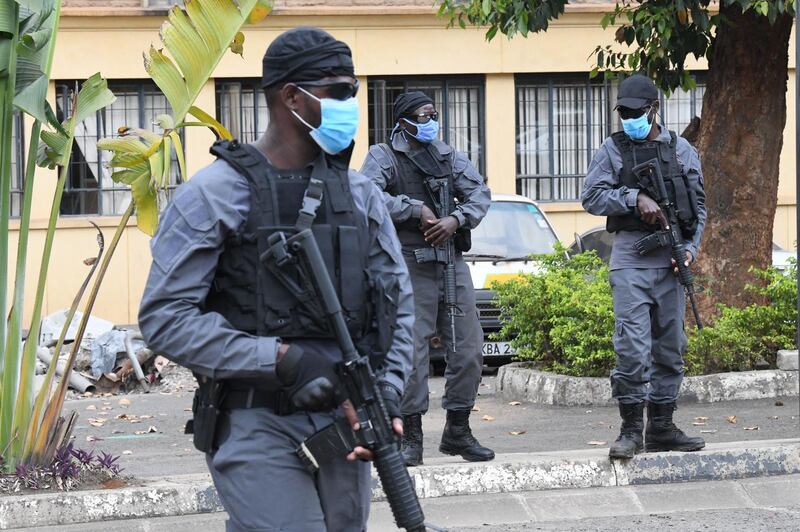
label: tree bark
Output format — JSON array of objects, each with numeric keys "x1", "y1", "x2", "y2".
[{"x1": 693, "y1": 3, "x2": 793, "y2": 319}]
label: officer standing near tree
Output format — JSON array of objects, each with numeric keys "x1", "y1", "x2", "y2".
[
  {"x1": 138, "y1": 27, "x2": 414, "y2": 531},
  {"x1": 582, "y1": 74, "x2": 707, "y2": 459},
  {"x1": 360, "y1": 91, "x2": 494, "y2": 466}
]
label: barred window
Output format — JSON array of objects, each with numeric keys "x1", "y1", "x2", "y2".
[
  {"x1": 516, "y1": 75, "x2": 612, "y2": 202},
  {"x1": 55, "y1": 80, "x2": 182, "y2": 216},
  {"x1": 516, "y1": 74, "x2": 706, "y2": 202},
  {"x1": 10, "y1": 112, "x2": 25, "y2": 217},
  {"x1": 367, "y1": 76, "x2": 485, "y2": 175},
  {"x1": 215, "y1": 79, "x2": 269, "y2": 143}
]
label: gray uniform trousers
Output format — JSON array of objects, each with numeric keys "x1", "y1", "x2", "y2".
[
  {"x1": 401, "y1": 249, "x2": 484, "y2": 415},
  {"x1": 609, "y1": 268, "x2": 687, "y2": 405},
  {"x1": 207, "y1": 407, "x2": 371, "y2": 532}
]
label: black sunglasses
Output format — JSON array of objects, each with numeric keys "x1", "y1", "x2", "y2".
[
  {"x1": 297, "y1": 79, "x2": 360, "y2": 100},
  {"x1": 406, "y1": 111, "x2": 439, "y2": 124},
  {"x1": 617, "y1": 106, "x2": 650, "y2": 120}
]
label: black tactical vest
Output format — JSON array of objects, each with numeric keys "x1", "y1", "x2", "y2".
[
  {"x1": 203, "y1": 140, "x2": 372, "y2": 342},
  {"x1": 380, "y1": 141, "x2": 456, "y2": 248},
  {"x1": 607, "y1": 130, "x2": 699, "y2": 239}
]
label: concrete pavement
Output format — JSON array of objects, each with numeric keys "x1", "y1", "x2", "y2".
[
  {"x1": 61, "y1": 376, "x2": 799, "y2": 480},
  {"x1": 13, "y1": 475, "x2": 800, "y2": 531}
]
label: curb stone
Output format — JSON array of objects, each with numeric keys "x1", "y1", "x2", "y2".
[
  {"x1": 1, "y1": 439, "x2": 797, "y2": 530},
  {"x1": 777, "y1": 349, "x2": 798, "y2": 371},
  {"x1": 497, "y1": 363, "x2": 800, "y2": 406}
]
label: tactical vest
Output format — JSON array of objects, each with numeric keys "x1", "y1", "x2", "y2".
[
  {"x1": 203, "y1": 140, "x2": 372, "y2": 343},
  {"x1": 380, "y1": 141, "x2": 457, "y2": 248},
  {"x1": 606, "y1": 130, "x2": 699, "y2": 239}
]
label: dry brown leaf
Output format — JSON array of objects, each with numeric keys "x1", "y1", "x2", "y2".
[
  {"x1": 481, "y1": 415, "x2": 495, "y2": 421},
  {"x1": 116, "y1": 413, "x2": 132, "y2": 420},
  {"x1": 83, "y1": 391, "x2": 94, "y2": 397},
  {"x1": 726, "y1": 416, "x2": 737, "y2": 424},
  {"x1": 88, "y1": 418, "x2": 106, "y2": 427},
  {"x1": 103, "y1": 393, "x2": 112, "y2": 397},
  {"x1": 508, "y1": 430, "x2": 527, "y2": 436},
  {"x1": 118, "y1": 398, "x2": 131, "y2": 407},
  {"x1": 85, "y1": 405, "x2": 97, "y2": 411},
  {"x1": 694, "y1": 416, "x2": 709, "y2": 422},
  {"x1": 775, "y1": 400, "x2": 784, "y2": 406},
  {"x1": 743, "y1": 426, "x2": 759, "y2": 431},
  {"x1": 508, "y1": 401, "x2": 522, "y2": 406},
  {"x1": 586, "y1": 440, "x2": 607, "y2": 446},
  {"x1": 100, "y1": 478, "x2": 125, "y2": 489},
  {"x1": 100, "y1": 406, "x2": 113, "y2": 411}
]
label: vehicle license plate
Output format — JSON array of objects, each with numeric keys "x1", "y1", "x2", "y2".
[{"x1": 482, "y1": 342, "x2": 515, "y2": 357}]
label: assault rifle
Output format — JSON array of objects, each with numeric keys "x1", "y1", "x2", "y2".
[
  {"x1": 632, "y1": 159, "x2": 703, "y2": 329},
  {"x1": 416, "y1": 176, "x2": 460, "y2": 351},
  {"x1": 262, "y1": 224, "x2": 427, "y2": 532}
]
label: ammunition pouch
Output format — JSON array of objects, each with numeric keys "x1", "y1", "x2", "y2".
[
  {"x1": 187, "y1": 376, "x2": 226, "y2": 454},
  {"x1": 634, "y1": 230, "x2": 671, "y2": 256},
  {"x1": 454, "y1": 228, "x2": 471, "y2": 252},
  {"x1": 356, "y1": 274, "x2": 400, "y2": 366},
  {"x1": 297, "y1": 416, "x2": 360, "y2": 473}
]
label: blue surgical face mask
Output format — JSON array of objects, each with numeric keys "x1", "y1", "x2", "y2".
[
  {"x1": 621, "y1": 110, "x2": 654, "y2": 141},
  {"x1": 401, "y1": 117, "x2": 439, "y2": 144},
  {"x1": 292, "y1": 87, "x2": 359, "y2": 155}
]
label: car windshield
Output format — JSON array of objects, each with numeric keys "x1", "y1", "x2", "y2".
[{"x1": 466, "y1": 201, "x2": 558, "y2": 260}]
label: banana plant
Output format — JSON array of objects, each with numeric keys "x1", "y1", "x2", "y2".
[
  {"x1": 0, "y1": 0, "x2": 68, "y2": 469},
  {"x1": 98, "y1": 0, "x2": 272, "y2": 235}
]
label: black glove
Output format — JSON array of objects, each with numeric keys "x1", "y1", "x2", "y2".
[
  {"x1": 379, "y1": 382, "x2": 401, "y2": 421},
  {"x1": 276, "y1": 344, "x2": 341, "y2": 412}
]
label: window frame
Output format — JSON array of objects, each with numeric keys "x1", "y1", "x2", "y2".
[
  {"x1": 215, "y1": 79, "x2": 270, "y2": 143},
  {"x1": 55, "y1": 79, "x2": 183, "y2": 217},
  {"x1": 367, "y1": 75, "x2": 487, "y2": 176},
  {"x1": 515, "y1": 72, "x2": 707, "y2": 203}
]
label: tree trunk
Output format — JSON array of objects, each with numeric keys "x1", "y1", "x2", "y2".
[{"x1": 693, "y1": 4, "x2": 793, "y2": 320}]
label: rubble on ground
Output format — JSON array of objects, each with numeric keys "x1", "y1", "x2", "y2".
[{"x1": 34, "y1": 309, "x2": 195, "y2": 398}]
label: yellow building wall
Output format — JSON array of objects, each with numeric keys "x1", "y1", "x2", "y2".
[{"x1": 7, "y1": 7, "x2": 799, "y2": 327}]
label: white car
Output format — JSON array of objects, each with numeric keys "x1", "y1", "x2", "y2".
[{"x1": 430, "y1": 194, "x2": 560, "y2": 367}]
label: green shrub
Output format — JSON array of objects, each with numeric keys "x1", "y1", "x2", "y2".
[
  {"x1": 492, "y1": 247, "x2": 796, "y2": 377},
  {"x1": 684, "y1": 260, "x2": 797, "y2": 375},
  {"x1": 491, "y1": 244, "x2": 616, "y2": 377}
]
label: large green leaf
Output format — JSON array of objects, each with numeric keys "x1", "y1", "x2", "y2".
[
  {"x1": 14, "y1": 0, "x2": 55, "y2": 12},
  {"x1": 73, "y1": 72, "x2": 115, "y2": 124},
  {"x1": 133, "y1": 160, "x2": 159, "y2": 235},
  {"x1": 148, "y1": 0, "x2": 262, "y2": 119},
  {"x1": 12, "y1": 6, "x2": 54, "y2": 119}
]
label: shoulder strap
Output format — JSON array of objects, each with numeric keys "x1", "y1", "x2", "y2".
[{"x1": 210, "y1": 139, "x2": 275, "y2": 226}]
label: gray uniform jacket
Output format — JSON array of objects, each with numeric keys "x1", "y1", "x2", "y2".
[
  {"x1": 360, "y1": 134, "x2": 491, "y2": 231},
  {"x1": 138, "y1": 158, "x2": 415, "y2": 395},
  {"x1": 581, "y1": 125, "x2": 706, "y2": 270}
]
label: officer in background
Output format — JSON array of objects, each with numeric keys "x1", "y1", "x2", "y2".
[
  {"x1": 581, "y1": 74, "x2": 706, "y2": 459},
  {"x1": 360, "y1": 91, "x2": 494, "y2": 466},
  {"x1": 139, "y1": 27, "x2": 414, "y2": 531}
]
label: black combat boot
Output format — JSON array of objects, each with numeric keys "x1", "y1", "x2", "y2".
[
  {"x1": 608, "y1": 402, "x2": 645, "y2": 459},
  {"x1": 645, "y1": 402, "x2": 705, "y2": 453},
  {"x1": 401, "y1": 413, "x2": 424, "y2": 466},
  {"x1": 439, "y1": 409, "x2": 495, "y2": 462}
]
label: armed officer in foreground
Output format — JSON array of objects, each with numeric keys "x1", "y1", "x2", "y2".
[
  {"x1": 360, "y1": 91, "x2": 494, "y2": 466},
  {"x1": 139, "y1": 27, "x2": 415, "y2": 531},
  {"x1": 581, "y1": 74, "x2": 707, "y2": 460}
]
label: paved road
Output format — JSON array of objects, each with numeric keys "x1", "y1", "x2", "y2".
[
  {"x1": 63, "y1": 375, "x2": 800, "y2": 479},
  {"x1": 18, "y1": 475, "x2": 800, "y2": 531}
]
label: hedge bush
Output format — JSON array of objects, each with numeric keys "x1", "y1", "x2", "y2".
[{"x1": 492, "y1": 246, "x2": 796, "y2": 377}]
